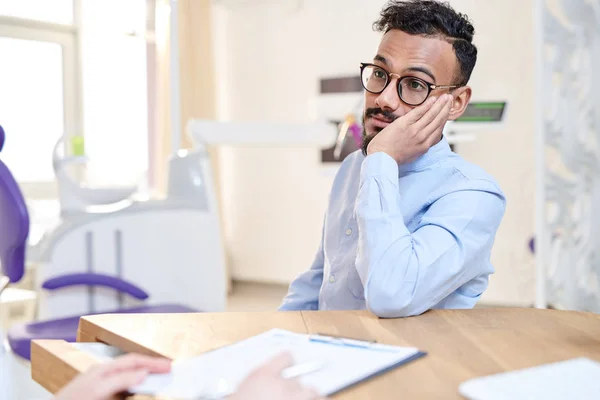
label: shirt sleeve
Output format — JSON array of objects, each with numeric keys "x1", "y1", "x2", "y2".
[{"x1": 354, "y1": 152, "x2": 506, "y2": 318}]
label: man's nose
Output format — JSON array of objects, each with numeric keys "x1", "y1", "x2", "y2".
[{"x1": 375, "y1": 78, "x2": 401, "y2": 112}]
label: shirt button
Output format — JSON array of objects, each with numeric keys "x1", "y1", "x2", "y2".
[
  {"x1": 329, "y1": 275, "x2": 335, "y2": 283},
  {"x1": 345, "y1": 228, "x2": 352, "y2": 236}
]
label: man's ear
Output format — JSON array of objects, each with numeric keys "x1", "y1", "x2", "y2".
[{"x1": 448, "y1": 86, "x2": 472, "y2": 121}]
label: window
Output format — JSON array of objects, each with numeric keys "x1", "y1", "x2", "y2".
[
  {"x1": 0, "y1": 0, "x2": 153, "y2": 198},
  {"x1": 0, "y1": 23, "x2": 76, "y2": 198},
  {"x1": 80, "y1": 0, "x2": 149, "y2": 187},
  {"x1": 0, "y1": 37, "x2": 64, "y2": 183},
  {"x1": 0, "y1": 0, "x2": 73, "y2": 25}
]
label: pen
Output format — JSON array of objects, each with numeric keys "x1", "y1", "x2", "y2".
[
  {"x1": 309, "y1": 334, "x2": 397, "y2": 353},
  {"x1": 309, "y1": 335, "x2": 373, "y2": 350},
  {"x1": 281, "y1": 361, "x2": 323, "y2": 379},
  {"x1": 313, "y1": 332, "x2": 377, "y2": 343}
]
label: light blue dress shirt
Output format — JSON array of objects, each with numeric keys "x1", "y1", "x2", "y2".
[{"x1": 279, "y1": 136, "x2": 506, "y2": 317}]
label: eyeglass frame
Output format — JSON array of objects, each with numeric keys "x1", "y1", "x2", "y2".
[{"x1": 359, "y1": 62, "x2": 461, "y2": 106}]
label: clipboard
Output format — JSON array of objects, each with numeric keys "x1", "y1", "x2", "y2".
[{"x1": 130, "y1": 328, "x2": 426, "y2": 399}]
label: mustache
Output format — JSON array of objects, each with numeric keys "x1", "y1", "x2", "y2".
[
  {"x1": 364, "y1": 108, "x2": 398, "y2": 123},
  {"x1": 361, "y1": 107, "x2": 398, "y2": 157}
]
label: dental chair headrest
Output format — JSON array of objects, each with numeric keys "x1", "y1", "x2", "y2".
[{"x1": 0, "y1": 125, "x2": 4, "y2": 152}]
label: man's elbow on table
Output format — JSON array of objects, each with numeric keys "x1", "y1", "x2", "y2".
[
  {"x1": 364, "y1": 283, "x2": 425, "y2": 319},
  {"x1": 363, "y1": 270, "x2": 488, "y2": 318},
  {"x1": 366, "y1": 298, "x2": 426, "y2": 319}
]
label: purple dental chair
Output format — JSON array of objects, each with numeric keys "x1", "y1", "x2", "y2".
[{"x1": 0, "y1": 125, "x2": 197, "y2": 360}]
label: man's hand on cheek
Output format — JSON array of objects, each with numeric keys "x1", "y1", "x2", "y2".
[{"x1": 366, "y1": 94, "x2": 453, "y2": 164}]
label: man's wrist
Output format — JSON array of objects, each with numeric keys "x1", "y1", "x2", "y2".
[{"x1": 361, "y1": 151, "x2": 399, "y2": 185}]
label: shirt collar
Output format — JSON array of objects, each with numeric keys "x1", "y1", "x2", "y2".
[{"x1": 398, "y1": 135, "x2": 452, "y2": 174}]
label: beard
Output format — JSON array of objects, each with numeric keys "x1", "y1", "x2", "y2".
[
  {"x1": 360, "y1": 126, "x2": 378, "y2": 156},
  {"x1": 361, "y1": 107, "x2": 398, "y2": 156}
]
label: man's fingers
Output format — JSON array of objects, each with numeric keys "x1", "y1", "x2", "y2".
[
  {"x1": 99, "y1": 354, "x2": 172, "y2": 377},
  {"x1": 415, "y1": 96, "x2": 452, "y2": 144},
  {"x1": 423, "y1": 97, "x2": 453, "y2": 141},
  {"x1": 402, "y1": 95, "x2": 439, "y2": 124},
  {"x1": 412, "y1": 94, "x2": 452, "y2": 132},
  {"x1": 92, "y1": 369, "x2": 148, "y2": 398}
]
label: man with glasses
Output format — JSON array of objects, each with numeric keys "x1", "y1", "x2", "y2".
[{"x1": 280, "y1": 0, "x2": 506, "y2": 317}]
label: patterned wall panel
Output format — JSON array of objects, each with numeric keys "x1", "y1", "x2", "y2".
[{"x1": 539, "y1": 0, "x2": 600, "y2": 311}]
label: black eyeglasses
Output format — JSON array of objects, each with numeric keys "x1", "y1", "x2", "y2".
[{"x1": 360, "y1": 63, "x2": 459, "y2": 106}]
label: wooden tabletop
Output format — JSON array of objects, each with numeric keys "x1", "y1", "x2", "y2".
[{"x1": 32, "y1": 308, "x2": 600, "y2": 399}]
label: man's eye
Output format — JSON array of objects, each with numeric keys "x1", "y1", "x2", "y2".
[
  {"x1": 373, "y1": 70, "x2": 386, "y2": 79},
  {"x1": 406, "y1": 78, "x2": 427, "y2": 91}
]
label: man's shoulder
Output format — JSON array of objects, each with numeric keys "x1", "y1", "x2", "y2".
[
  {"x1": 326, "y1": 150, "x2": 365, "y2": 196},
  {"x1": 430, "y1": 155, "x2": 507, "y2": 225},
  {"x1": 443, "y1": 153, "x2": 504, "y2": 197},
  {"x1": 341, "y1": 149, "x2": 365, "y2": 167}
]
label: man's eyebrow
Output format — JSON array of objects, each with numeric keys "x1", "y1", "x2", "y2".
[
  {"x1": 405, "y1": 66, "x2": 436, "y2": 83},
  {"x1": 374, "y1": 56, "x2": 437, "y2": 83},
  {"x1": 373, "y1": 54, "x2": 388, "y2": 65}
]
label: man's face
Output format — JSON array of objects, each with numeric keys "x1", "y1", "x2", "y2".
[{"x1": 362, "y1": 30, "x2": 459, "y2": 153}]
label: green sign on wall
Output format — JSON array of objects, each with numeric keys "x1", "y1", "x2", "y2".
[{"x1": 454, "y1": 102, "x2": 506, "y2": 122}]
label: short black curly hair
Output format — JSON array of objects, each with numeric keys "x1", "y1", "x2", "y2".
[{"x1": 373, "y1": 0, "x2": 477, "y2": 86}]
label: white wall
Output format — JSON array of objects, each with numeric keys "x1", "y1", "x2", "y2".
[{"x1": 211, "y1": 0, "x2": 536, "y2": 306}]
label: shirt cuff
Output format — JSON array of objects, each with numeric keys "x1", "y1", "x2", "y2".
[{"x1": 360, "y1": 152, "x2": 399, "y2": 186}]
